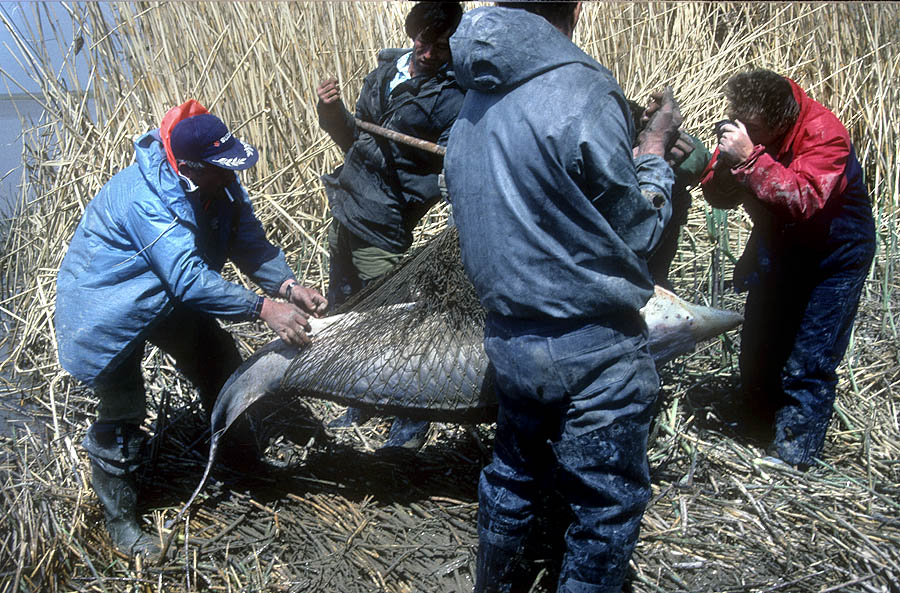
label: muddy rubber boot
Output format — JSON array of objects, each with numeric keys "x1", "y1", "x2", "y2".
[
  {"x1": 90, "y1": 462, "x2": 160, "y2": 557},
  {"x1": 381, "y1": 417, "x2": 430, "y2": 451}
]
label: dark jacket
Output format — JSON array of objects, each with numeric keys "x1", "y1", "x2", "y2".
[
  {"x1": 701, "y1": 79, "x2": 875, "y2": 289},
  {"x1": 444, "y1": 7, "x2": 673, "y2": 320},
  {"x1": 320, "y1": 48, "x2": 465, "y2": 253}
]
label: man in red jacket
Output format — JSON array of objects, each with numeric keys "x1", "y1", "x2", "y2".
[{"x1": 701, "y1": 69, "x2": 875, "y2": 469}]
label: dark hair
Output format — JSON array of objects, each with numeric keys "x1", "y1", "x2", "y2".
[
  {"x1": 725, "y1": 69, "x2": 800, "y2": 132},
  {"x1": 500, "y1": 1, "x2": 578, "y2": 32},
  {"x1": 405, "y1": 2, "x2": 463, "y2": 41}
]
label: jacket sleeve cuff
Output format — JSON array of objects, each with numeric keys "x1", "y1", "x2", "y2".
[
  {"x1": 634, "y1": 153, "x2": 675, "y2": 209},
  {"x1": 732, "y1": 144, "x2": 767, "y2": 175},
  {"x1": 251, "y1": 295, "x2": 265, "y2": 320}
]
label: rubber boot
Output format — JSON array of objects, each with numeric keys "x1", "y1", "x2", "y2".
[
  {"x1": 381, "y1": 417, "x2": 430, "y2": 451},
  {"x1": 90, "y1": 461, "x2": 160, "y2": 557},
  {"x1": 475, "y1": 539, "x2": 532, "y2": 593}
]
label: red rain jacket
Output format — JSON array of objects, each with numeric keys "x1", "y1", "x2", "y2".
[{"x1": 700, "y1": 79, "x2": 852, "y2": 222}]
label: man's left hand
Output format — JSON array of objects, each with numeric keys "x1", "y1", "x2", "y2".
[
  {"x1": 281, "y1": 279, "x2": 327, "y2": 316},
  {"x1": 290, "y1": 286, "x2": 328, "y2": 317}
]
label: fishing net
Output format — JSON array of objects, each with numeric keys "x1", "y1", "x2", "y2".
[{"x1": 280, "y1": 224, "x2": 496, "y2": 423}]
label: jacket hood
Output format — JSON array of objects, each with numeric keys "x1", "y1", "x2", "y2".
[
  {"x1": 450, "y1": 6, "x2": 601, "y2": 93},
  {"x1": 133, "y1": 128, "x2": 196, "y2": 224}
]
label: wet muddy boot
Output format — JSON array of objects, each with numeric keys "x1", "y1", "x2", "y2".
[
  {"x1": 381, "y1": 417, "x2": 430, "y2": 451},
  {"x1": 90, "y1": 462, "x2": 160, "y2": 557}
]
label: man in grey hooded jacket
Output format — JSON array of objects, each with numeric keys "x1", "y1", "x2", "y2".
[{"x1": 444, "y1": 4, "x2": 681, "y2": 592}]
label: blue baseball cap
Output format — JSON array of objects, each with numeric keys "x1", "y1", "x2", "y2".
[{"x1": 170, "y1": 113, "x2": 259, "y2": 170}]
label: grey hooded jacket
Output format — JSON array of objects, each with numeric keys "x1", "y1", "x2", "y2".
[{"x1": 444, "y1": 6, "x2": 674, "y2": 320}]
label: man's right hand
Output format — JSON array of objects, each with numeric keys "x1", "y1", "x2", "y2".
[
  {"x1": 259, "y1": 298, "x2": 312, "y2": 347},
  {"x1": 316, "y1": 78, "x2": 343, "y2": 116},
  {"x1": 635, "y1": 87, "x2": 683, "y2": 158}
]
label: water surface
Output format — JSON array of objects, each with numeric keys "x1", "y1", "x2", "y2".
[{"x1": 0, "y1": 93, "x2": 45, "y2": 216}]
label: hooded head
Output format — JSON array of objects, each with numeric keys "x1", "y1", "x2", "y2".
[{"x1": 450, "y1": 5, "x2": 597, "y2": 94}]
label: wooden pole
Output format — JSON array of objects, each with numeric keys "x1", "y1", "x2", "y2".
[{"x1": 354, "y1": 117, "x2": 446, "y2": 157}]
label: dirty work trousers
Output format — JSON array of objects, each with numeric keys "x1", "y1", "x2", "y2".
[
  {"x1": 326, "y1": 220, "x2": 402, "y2": 310},
  {"x1": 83, "y1": 306, "x2": 242, "y2": 472},
  {"x1": 477, "y1": 312, "x2": 659, "y2": 593},
  {"x1": 739, "y1": 237, "x2": 873, "y2": 468}
]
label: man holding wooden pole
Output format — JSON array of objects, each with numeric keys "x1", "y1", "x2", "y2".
[{"x1": 315, "y1": 1, "x2": 465, "y2": 449}]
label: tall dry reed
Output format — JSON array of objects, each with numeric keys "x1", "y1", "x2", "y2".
[
  {"x1": 0, "y1": 3, "x2": 898, "y2": 592},
  {"x1": 2, "y1": 2, "x2": 898, "y2": 381}
]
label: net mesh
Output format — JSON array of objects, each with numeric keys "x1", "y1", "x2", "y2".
[{"x1": 281, "y1": 225, "x2": 496, "y2": 422}]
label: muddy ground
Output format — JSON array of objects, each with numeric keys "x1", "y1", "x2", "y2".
[{"x1": 2, "y1": 306, "x2": 897, "y2": 593}]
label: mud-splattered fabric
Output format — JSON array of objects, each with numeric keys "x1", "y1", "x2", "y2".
[
  {"x1": 478, "y1": 313, "x2": 658, "y2": 593},
  {"x1": 445, "y1": 6, "x2": 673, "y2": 591},
  {"x1": 700, "y1": 79, "x2": 876, "y2": 467}
]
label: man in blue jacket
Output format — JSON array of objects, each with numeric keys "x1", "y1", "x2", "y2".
[
  {"x1": 315, "y1": 1, "x2": 465, "y2": 449},
  {"x1": 55, "y1": 100, "x2": 326, "y2": 556},
  {"x1": 444, "y1": 3, "x2": 681, "y2": 592}
]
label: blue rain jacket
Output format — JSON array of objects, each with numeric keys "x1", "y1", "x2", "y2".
[
  {"x1": 445, "y1": 6, "x2": 674, "y2": 320},
  {"x1": 56, "y1": 129, "x2": 294, "y2": 385}
]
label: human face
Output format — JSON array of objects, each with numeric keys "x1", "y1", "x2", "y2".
[
  {"x1": 411, "y1": 31, "x2": 451, "y2": 78},
  {"x1": 732, "y1": 113, "x2": 787, "y2": 149},
  {"x1": 179, "y1": 162, "x2": 236, "y2": 194}
]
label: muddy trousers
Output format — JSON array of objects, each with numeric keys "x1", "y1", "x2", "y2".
[
  {"x1": 477, "y1": 314, "x2": 659, "y2": 593},
  {"x1": 740, "y1": 253, "x2": 870, "y2": 468},
  {"x1": 82, "y1": 308, "x2": 243, "y2": 552}
]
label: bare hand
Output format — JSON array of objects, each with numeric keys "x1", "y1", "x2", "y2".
[
  {"x1": 259, "y1": 298, "x2": 312, "y2": 347},
  {"x1": 289, "y1": 286, "x2": 328, "y2": 317},
  {"x1": 639, "y1": 90, "x2": 664, "y2": 128},
  {"x1": 635, "y1": 86, "x2": 683, "y2": 158},
  {"x1": 666, "y1": 130, "x2": 695, "y2": 168},
  {"x1": 716, "y1": 120, "x2": 754, "y2": 168},
  {"x1": 316, "y1": 78, "x2": 342, "y2": 112}
]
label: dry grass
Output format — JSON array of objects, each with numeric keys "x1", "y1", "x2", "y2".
[{"x1": 1, "y1": 2, "x2": 898, "y2": 592}]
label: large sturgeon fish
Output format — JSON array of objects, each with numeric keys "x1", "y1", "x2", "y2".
[{"x1": 172, "y1": 283, "x2": 742, "y2": 521}]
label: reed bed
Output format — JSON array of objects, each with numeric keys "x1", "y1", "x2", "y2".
[{"x1": 1, "y1": 2, "x2": 898, "y2": 592}]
